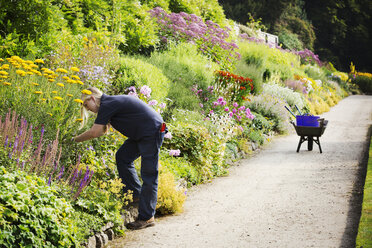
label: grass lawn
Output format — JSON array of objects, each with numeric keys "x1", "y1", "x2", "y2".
[{"x1": 356, "y1": 135, "x2": 372, "y2": 248}]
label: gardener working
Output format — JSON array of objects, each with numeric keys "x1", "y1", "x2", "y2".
[{"x1": 73, "y1": 86, "x2": 166, "y2": 230}]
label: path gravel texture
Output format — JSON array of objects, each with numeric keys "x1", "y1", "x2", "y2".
[{"x1": 107, "y1": 95, "x2": 372, "y2": 248}]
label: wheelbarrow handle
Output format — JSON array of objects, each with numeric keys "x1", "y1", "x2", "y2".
[
  {"x1": 295, "y1": 105, "x2": 302, "y2": 115},
  {"x1": 284, "y1": 106, "x2": 296, "y2": 118}
]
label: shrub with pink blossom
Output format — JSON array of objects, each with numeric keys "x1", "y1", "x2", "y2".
[{"x1": 149, "y1": 7, "x2": 240, "y2": 70}]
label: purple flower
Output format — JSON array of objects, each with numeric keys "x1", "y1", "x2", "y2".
[
  {"x1": 128, "y1": 91, "x2": 138, "y2": 97},
  {"x1": 233, "y1": 102, "x2": 238, "y2": 107},
  {"x1": 148, "y1": 100, "x2": 158, "y2": 106}
]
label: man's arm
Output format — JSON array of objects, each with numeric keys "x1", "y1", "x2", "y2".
[{"x1": 73, "y1": 124, "x2": 106, "y2": 142}]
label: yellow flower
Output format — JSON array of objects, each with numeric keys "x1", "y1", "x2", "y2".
[
  {"x1": 0, "y1": 71, "x2": 8, "y2": 75},
  {"x1": 74, "y1": 99, "x2": 84, "y2": 104},
  {"x1": 0, "y1": 58, "x2": 3, "y2": 62},
  {"x1": 41, "y1": 68, "x2": 48, "y2": 71},
  {"x1": 1, "y1": 64, "x2": 9, "y2": 70},
  {"x1": 16, "y1": 70, "x2": 26, "y2": 76},
  {"x1": 67, "y1": 94, "x2": 73, "y2": 97},
  {"x1": 62, "y1": 76, "x2": 70, "y2": 81},
  {"x1": 52, "y1": 91, "x2": 58, "y2": 94},
  {"x1": 34, "y1": 59, "x2": 44, "y2": 64},
  {"x1": 71, "y1": 67, "x2": 80, "y2": 72},
  {"x1": 77, "y1": 80, "x2": 84, "y2": 85},
  {"x1": 54, "y1": 96, "x2": 63, "y2": 101},
  {"x1": 26, "y1": 72, "x2": 33, "y2": 75},
  {"x1": 67, "y1": 79, "x2": 75, "y2": 84},
  {"x1": 81, "y1": 89, "x2": 92, "y2": 95},
  {"x1": 32, "y1": 82, "x2": 39, "y2": 86},
  {"x1": 83, "y1": 37, "x2": 89, "y2": 42},
  {"x1": 56, "y1": 68, "x2": 68, "y2": 73},
  {"x1": 48, "y1": 79, "x2": 55, "y2": 82},
  {"x1": 76, "y1": 118, "x2": 83, "y2": 122},
  {"x1": 0, "y1": 75, "x2": 8, "y2": 79},
  {"x1": 47, "y1": 113, "x2": 53, "y2": 116},
  {"x1": 30, "y1": 64, "x2": 39, "y2": 69},
  {"x1": 34, "y1": 91, "x2": 43, "y2": 94},
  {"x1": 42, "y1": 98, "x2": 46, "y2": 101},
  {"x1": 71, "y1": 75, "x2": 80, "y2": 80},
  {"x1": 2, "y1": 82, "x2": 11, "y2": 86},
  {"x1": 56, "y1": 83, "x2": 65, "y2": 87}
]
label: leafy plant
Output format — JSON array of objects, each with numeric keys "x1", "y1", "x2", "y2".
[
  {"x1": 109, "y1": 56, "x2": 170, "y2": 103},
  {"x1": 156, "y1": 166, "x2": 187, "y2": 214},
  {"x1": 0, "y1": 167, "x2": 79, "y2": 247}
]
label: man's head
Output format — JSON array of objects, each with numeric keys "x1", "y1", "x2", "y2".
[{"x1": 79, "y1": 87, "x2": 103, "y2": 129}]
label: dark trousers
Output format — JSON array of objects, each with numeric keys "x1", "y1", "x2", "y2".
[{"x1": 115, "y1": 131, "x2": 164, "y2": 220}]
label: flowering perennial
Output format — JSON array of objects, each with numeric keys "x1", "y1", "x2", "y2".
[{"x1": 149, "y1": 7, "x2": 240, "y2": 69}]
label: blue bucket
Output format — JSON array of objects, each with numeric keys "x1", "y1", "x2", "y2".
[{"x1": 296, "y1": 115, "x2": 320, "y2": 127}]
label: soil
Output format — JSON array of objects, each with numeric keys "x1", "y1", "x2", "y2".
[{"x1": 107, "y1": 95, "x2": 372, "y2": 248}]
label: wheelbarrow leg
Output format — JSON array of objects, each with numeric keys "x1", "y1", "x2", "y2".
[
  {"x1": 297, "y1": 136, "x2": 306, "y2": 152},
  {"x1": 314, "y1": 136, "x2": 322, "y2": 153}
]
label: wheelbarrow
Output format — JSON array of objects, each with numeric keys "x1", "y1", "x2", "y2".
[{"x1": 290, "y1": 118, "x2": 328, "y2": 153}]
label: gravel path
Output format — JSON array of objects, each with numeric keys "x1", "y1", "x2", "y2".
[{"x1": 107, "y1": 95, "x2": 372, "y2": 248}]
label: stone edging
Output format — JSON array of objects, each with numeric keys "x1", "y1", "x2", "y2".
[{"x1": 83, "y1": 206, "x2": 139, "y2": 248}]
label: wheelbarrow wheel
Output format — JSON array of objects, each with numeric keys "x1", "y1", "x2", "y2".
[{"x1": 308, "y1": 136, "x2": 313, "y2": 151}]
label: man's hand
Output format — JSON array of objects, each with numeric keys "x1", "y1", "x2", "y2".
[{"x1": 74, "y1": 124, "x2": 106, "y2": 142}]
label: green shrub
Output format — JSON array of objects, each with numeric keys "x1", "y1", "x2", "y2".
[
  {"x1": 117, "y1": 2, "x2": 159, "y2": 54},
  {"x1": 352, "y1": 75, "x2": 372, "y2": 94},
  {"x1": 245, "y1": 94, "x2": 291, "y2": 134},
  {"x1": 163, "y1": 121, "x2": 226, "y2": 182},
  {"x1": 0, "y1": 167, "x2": 79, "y2": 248},
  {"x1": 146, "y1": 43, "x2": 218, "y2": 112},
  {"x1": 304, "y1": 64, "x2": 328, "y2": 83},
  {"x1": 278, "y1": 29, "x2": 304, "y2": 51},
  {"x1": 160, "y1": 151, "x2": 200, "y2": 186},
  {"x1": 237, "y1": 40, "x2": 303, "y2": 82},
  {"x1": 109, "y1": 56, "x2": 170, "y2": 103},
  {"x1": 262, "y1": 83, "x2": 308, "y2": 110}
]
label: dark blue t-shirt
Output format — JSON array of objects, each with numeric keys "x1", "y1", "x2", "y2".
[{"x1": 94, "y1": 94, "x2": 163, "y2": 140}]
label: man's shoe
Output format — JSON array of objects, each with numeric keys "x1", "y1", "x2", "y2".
[{"x1": 126, "y1": 216, "x2": 155, "y2": 230}]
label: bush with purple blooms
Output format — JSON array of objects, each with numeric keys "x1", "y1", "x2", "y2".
[
  {"x1": 149, "y1": 7, "x2": 240, "y2": 70},
  {"x1": 295, "y1": 48, "x2": 323, "y2": 67}
]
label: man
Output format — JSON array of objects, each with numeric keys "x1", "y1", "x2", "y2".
[{"x1": 73, "y1": 87, "x2": 166, "y2": 230}]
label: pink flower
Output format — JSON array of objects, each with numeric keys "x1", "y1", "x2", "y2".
[
  {"x1": 224, "y1": 107, "x2": 229, "y2": 112},
  {"x1": 140, "y1": 85, "x2": 152, "y2": 98},
  {"x1": 229, "y1": 112, "x2": 233, "y2": 117},
  {"x1": 164, "y1": 132, "x2": 172, "y2": 139},
  {"x1": 169, "y1": 149, "x2": 181, "y2": 156},
  {"x1": 148, "y1": 100, "x2": 158, "y2": 106},
  {"x1": 233, "y1": 102, "x2": 238, "y2": 107}
]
